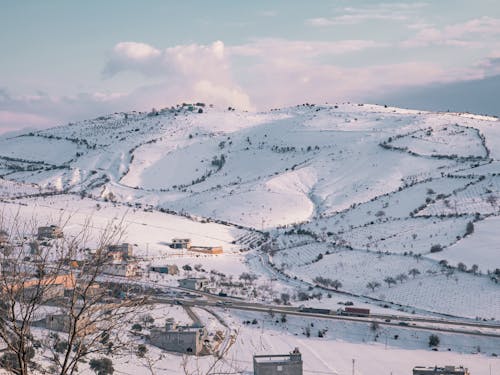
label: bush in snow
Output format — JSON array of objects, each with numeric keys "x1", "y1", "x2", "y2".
[{"x1": 428, "y1": 334, "x2": 440, "y2": 347}]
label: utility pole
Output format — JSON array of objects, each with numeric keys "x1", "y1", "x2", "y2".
[{"x1": 352, "y1": 358, "x2": 355, "y2": 375}]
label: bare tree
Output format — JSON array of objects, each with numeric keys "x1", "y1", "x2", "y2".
[
  {"x1": 383, "y1": 277, "x2": 396, "y2": 288},
  {"x1": 395, "y1": 273, "x2": 408, "y2": 284},
  {"x1": 470, "y1": 264, "x2": 479, "y2": 275},
  {"x1": 330, "y1": 279, "x2": 342, "y2": 290},
  {"x1": 0, "y1": 212, "x2": 147, "y2": 375},
  {"x1": 280, "y1": 293, "x2": 290, "y2": 305},
  {"x1": 408, "y1": 268, "x2": 420, "y2": 278},
  {"x1": 457, "y1": 262, "x2": 467, "y2": 272},
  {"x1": 366, "y1": 281, "x2": 381, "y2": 292}
]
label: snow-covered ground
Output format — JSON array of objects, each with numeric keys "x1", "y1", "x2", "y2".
[{"x1": 0, "y1": 103, "x2": 499, "y2": 373}]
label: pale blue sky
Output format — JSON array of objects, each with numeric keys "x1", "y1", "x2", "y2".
[{"x1": 1, "y1": 0, "x2": 500, "y2": 131}]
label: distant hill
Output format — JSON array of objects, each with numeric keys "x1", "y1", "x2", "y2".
[{"x1": 381, "y1": 74, "x2": 500, "y2": 117}]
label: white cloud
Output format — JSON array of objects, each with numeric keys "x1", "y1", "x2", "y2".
[
  {"x1": 306, "y1": 2, "x2": 427, "y2": 27},
  {"x1": 114, "y1": 42, "x2": 161, "y2": 60},
  {"x1": 102, "y1": 40, "x2": 252, "y2": 110},
  {"x1": 306, "y1": 18, "x2": 336, "y2": 27},
  {"x1": 402, "y1": 17, "x2": 500, "y2": 48},
  {"x1": 230, "y1": 38, "x2": 387, "y2": 59},
  {"x1": 194, "y1": 80, "x2": 252, "y2": 110}
]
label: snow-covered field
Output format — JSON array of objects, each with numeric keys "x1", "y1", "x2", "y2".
[{"x1": 0, "y1": 103, "x2": 499, "y2": 373}]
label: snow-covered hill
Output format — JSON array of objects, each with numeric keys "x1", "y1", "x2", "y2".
[{"x1": 1, "y1": 102, "x2": 499, "y2": 319}]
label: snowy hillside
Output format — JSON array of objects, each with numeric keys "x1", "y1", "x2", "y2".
[
  {"x1": 1, "y1": 102, "x2": 499, "y2": 373},
  {"x1": 0, "y1": 102, "x2": 499, "y2": 320}
]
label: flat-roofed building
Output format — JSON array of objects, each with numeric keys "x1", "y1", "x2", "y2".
[
  {"x1": 171, "y1": 238, "x2": 191, "y2": 249},
  {"x1": 107, "y1": 243, "x2": 133, "y2": 259},
  {"x1": 178, "y1": 277, "x2": 209, "y2": 291},
  {"x1": 150, "y1": 265, "x2": 179, "y2": 275},
  {"x1": 413, "y1": 366, "x2": 470, "y2": 375},
  {"x1": 150, "y1": 321, "x2": 207, "y2": 355},
  {"x1": 37, "y1": 225, "x2": 63, "y2": 240},
  {"x1": 254, "y1": 348, "x2": 303, "y2": 375}
]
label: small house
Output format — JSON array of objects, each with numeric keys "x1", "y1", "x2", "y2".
[
  {"x1": 45, "y1": 313, "x2": 96, "y2": 336},
  {"x1": 107, "y1": 243, "x2": 133, "y2": 259},
  {"x1": 102, "y1": 261, "x2": 140, "y2": 277},
  {"x1": 37, "y1": 225, "x2": 63, "y2": 240},
  {"x1": 150, "y1": 321, "x2": 207, "y2": 355},
  {"x1": 171, "y1": 238, "x2": 191, "y2": 249},
  {"x1": 178, "y1": 278, "x2": 209, "y2": 291},
  {"x1": 150, "y1": 265, "x2": 179, "y2": 275},
  {"x1": 253, "y1": 347, "x2": 303, "y2": 375}
]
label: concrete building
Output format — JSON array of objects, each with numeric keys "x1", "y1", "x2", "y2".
[
  {"x1": 23, "y1": 283, "x2": 65, "y2": 301},
  {"x1": 37, "y1": 225, "x2": 63, "y2": 240},
  {"x1": 44, "y1": 313, "x2": 96, "y2": 336},
  {"x1": 150, "y1": 265, "x2": 179, "y2": 275},
  {"x1": 413, "y1": 366, "x2": 470, "y2": 375},
  {"x1": 150, "y1": 320, "x2": 207, "y2": 355},
  {"x1": 254, "y1": 348, "x2": 303, "y2": 375},
  {"x1": 102, "y1": 261, "x2": 140, "y2": 277},
  {"x1": 171, "y1": 238, "x2": 191, "y2": 249},
  {"x1": 107, "y1": 243, "x2": 133, "y2": 259},
  {"x1": 178, "y1": 277, "x2": 209, "y2": 291}
]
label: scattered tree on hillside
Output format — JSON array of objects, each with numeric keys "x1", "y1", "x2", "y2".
[
  {"x1": 366, "y1": 281, "x2": 381, "y2": 292},
  {"x1": 465, "y1": 221, "x2": 474, "y2": 235},
  {"x1": 428, "y1": 334, "x2": 440, "y2": 347},
  {"x1": 486, "y1": 194, "x2": 497, "y2": 207},
  {"x1": 90, "y1": 357, "x2": 114, "y2": 375},
  {"x1": 239, "y1": 272, "x2": 258, "y2": 284},
  {"x1": 384, "y1": 277, "x2": 396, "y2": 288},
  {"x1": 438, "y1": 259, "x2": 448, "y2": 267},
  {"x1": 457, "y1": 262, "x2": 467, "y2": 272},
  {"x1": 330, "y1": 279, "x2": 342, "y2": 290},
  {"x1": 395, "y1": 273, "x2": 409, "y2": 284},
  {"x1": 280, "y1": 293, "x2": 290, "y2": 305},
  {"x1": 470, "y1": 264, "x2": 479, "y2": 275},
  {"x1": 408, "y1": 268, "x2": 421, "y2": 278}
]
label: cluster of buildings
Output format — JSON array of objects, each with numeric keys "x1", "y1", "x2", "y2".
[{"x1": 101, "y1": 243, "x2": 141, "y2": 277}]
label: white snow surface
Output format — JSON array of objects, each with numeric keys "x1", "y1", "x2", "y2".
[{"x1": 0, "y1": 103, "x2": 499, "y2": 373}]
